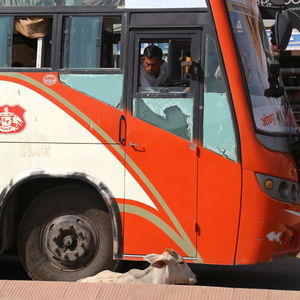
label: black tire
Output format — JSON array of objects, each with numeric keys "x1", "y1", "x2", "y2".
[{"x1": 18, "y1": 184, "x2": 118, "y2": 281}]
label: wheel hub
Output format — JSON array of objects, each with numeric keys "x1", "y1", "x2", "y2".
[{"x1": 42, "y1": 215, "x2": 98, "y2": 270}]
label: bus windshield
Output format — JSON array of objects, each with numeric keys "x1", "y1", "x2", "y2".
[{"x1": 226, "y1": 0, "x2": 297, "y2": 136}]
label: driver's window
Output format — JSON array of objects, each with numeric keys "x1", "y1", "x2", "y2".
[
  {"x1": 138, "y1": 39, "x2": 191, "y2": 93},
  {"x1": 133, "y1": 37, "x2": 193, "y2": 140}
]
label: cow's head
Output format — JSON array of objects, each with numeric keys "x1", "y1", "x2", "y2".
[{"x1": 144, "y1": 248, "x2": 197, "y2": 285}]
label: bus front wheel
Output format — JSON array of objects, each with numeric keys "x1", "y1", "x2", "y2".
[{"x1": 18, "y1": 184, "x2": 117, "y2": 281}]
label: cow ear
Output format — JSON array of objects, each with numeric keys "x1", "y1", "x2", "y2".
[
  {"x1": 151, "y1": 259, "x2": 168, "y2": 269},
  {"x1": 144, "y1": 254, "x2": 159, "y2": 264}
]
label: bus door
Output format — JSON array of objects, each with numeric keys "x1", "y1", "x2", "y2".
[
  {"x1": 196, "y1": 32, "x2": 241, "y2": 264},
  {"x1": 123, "y1": 29, "x2": 201, "y2": 258}
]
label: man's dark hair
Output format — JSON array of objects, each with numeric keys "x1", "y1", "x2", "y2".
[{"x1": 143, "y1": 45, "x2": 163, "y2": 60}]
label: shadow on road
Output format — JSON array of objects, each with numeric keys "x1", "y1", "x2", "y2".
[
  {"x1": 191, "y1": 256, "x2": 300, "y2": 290},
  {"x1": 1, "y1": 254, "x2": 300, "y2": 290},
  {"x1": 0, "y1": 254, "x2": 30, "y2": 280}
]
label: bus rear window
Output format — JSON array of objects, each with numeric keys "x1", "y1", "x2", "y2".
[{"x1": 61, "y1": 16, "x2": 121, "y2": 69}]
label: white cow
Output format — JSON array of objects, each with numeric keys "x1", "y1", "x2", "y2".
[{"x1": 77, "y1": 248, "x2": 197, "y2": 285}]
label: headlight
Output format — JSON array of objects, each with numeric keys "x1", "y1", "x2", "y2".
[{"x1": 256, "y1": 173, "x2": 300, "y2": 204}]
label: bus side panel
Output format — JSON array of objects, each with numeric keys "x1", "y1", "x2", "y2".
[{"x1": 0, "y1": 72, "x2": 169, "y2": 256}]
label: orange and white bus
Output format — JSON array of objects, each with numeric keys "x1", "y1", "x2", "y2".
[{"x1": 0, "y1": 0, "x2": 299, "y2": 281}]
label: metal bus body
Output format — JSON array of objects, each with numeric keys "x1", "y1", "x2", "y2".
[{"x1": 0, "y1": 0, "x2": 299, "y2": 281}]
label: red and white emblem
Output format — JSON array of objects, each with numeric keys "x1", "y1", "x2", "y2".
[
  {"x1": 0, "y1": 105, "x2": 26, "y2": 134},
  {"x1": 43, "y1": 74, "x2": 57, "y2": 86}
]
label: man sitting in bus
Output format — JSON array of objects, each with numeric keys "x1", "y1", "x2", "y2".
[{"x1": 139, "y1": 45, "x2": 168, "y2": 88}]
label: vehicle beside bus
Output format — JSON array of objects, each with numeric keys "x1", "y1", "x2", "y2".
[{"x1": 0, "y1": 0, "x2": 299, "y2": 281}]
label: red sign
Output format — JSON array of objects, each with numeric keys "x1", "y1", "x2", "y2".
[{"x1": 0, "y1": 105, "x2": 26, "y2": 134}]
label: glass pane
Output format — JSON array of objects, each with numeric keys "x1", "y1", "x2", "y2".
[
  {"x1": 62, "y1": 16, "x2": 121, "y2": 69},
  {"x1": 133, "y1": 97, "x2": 193, "y2": 140},
  {"x1": 62, "y1": 0, "x2": 123, "y2": 6},
  {"x1": 138, "y1": 39, "x2": 191, "y2": 93},
  {"x1": 203, "y1": 35, "x2": 237, "y2": 161},
  {"x1": 60, "y1": 74, "x2": 123, "y2": 108},
  {"x1": 62, "y1": 17, "x2": 102, "y2": 69},
  {"x1": 0, "y1": 17, "x2": 12, "y2": 68},
  {"x1": 0, "y1": 0, "x2": 55, "y2": 5},
  {"x1": 226, "y1": 0, "x2": 297, "y2": 136}
]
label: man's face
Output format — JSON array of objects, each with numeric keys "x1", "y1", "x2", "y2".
[{"x1": 143, "y1": 56, "x2": 162, "y2": 77}]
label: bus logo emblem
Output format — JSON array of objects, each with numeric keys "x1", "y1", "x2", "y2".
[
  {"x1": 0, "y1": 105, "x2": 26, "y2": 134},
  {"x1": 43, "y1": 74, "x2": 57, "y2": 86}
]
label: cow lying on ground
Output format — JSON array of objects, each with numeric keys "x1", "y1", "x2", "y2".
[{"x1": 77, "y1": 248, "x2": 197, "y2": 285}]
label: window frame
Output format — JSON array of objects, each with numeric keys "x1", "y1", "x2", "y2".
[
  {"x1": 136, "y1": 37, "x2": 193, "y2": 98},
  {"x1": 0, "y1": 13, "x2": 57, "y2": 71},
  {"x1": 131, "y1": 31, "x2": 201, "y2": 100},
  {"x1": 126, "y1": 29, "x2": 202, "y2": 142},
  {"x1": 0, "y1": 10, "x2": 124, "y2": 73},
  {"x1": 57, "y1": 12, "x2": 124, "y2": 74}
]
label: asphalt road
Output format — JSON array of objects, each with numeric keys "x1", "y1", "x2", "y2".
[{"x1": 0, "y1": 254, "x2": 300, "y2": 290}]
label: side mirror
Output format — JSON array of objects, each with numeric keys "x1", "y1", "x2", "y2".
[
  {"x1": 275, "y1": 10, "x2": 293, "y2": 50},
  {"x1": 190, "y1": 61, "x2": 201, "y2": 81}
]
